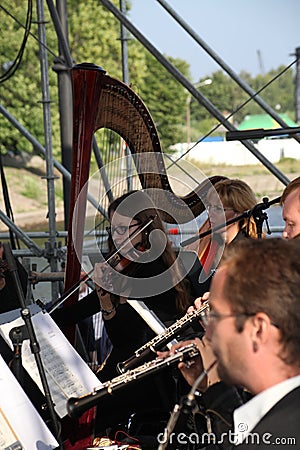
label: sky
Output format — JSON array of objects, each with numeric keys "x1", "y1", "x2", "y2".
[{"x1": 128, "y1": 0, "x2": 300, "y2": 82}]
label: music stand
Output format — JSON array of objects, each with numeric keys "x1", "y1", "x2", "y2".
[
  {"x1": 3, "y1": 243, "x2": 62, "y2": 447},
  {"x1": 226, "y1": 126, "x2": 300, "y2": 141}
]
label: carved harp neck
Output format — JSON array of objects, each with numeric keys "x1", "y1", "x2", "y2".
[{"x1": 64, "y1": 63, "x2": 223, "y2": 307}]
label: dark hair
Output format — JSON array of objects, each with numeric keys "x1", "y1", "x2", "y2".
[
  {"x1": 108, "y1": 190, "x2": 165, "y2": 251},
  {"x1": 108, "y1": 190, "x2": 190, "y2": 313},
  {"x1": 220, "y1": 238, "x2": 300, "y2": 367}
]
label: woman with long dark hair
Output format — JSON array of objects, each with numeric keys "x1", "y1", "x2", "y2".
[{"x1": 53, "y1": 190, "x2": 193, "y2": 441}]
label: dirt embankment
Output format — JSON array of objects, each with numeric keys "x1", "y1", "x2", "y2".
[
  {"x1": 0, "y1": 155, "x2": 64, "y2": 231},
  {"x1": 0, "y1": 154, "x2": 298, "y2": 231}
]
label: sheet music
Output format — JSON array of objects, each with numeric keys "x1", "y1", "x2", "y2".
[
  {"x1": 0, "y1": 406, "x2": 21, "y2": 450},
  {"x1": 0, "y1": 354, "x2": 58, "y2": 450},
  {"x1": 0, "y1": 310, "x2": 102, "y2": 418}
]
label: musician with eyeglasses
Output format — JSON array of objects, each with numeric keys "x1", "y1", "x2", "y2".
[
  {"x1": 187, "y1": 178, "x2": 260, "y2": 293},
  {"x1": 163, "y1": 238, "x2": 300, "y2": 449},
  {"x1": 53, "y1": 189, "x2": 198, "y2": 443}
]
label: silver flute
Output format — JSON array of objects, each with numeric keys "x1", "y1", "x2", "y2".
[
  {"x1": 67, "y1": 343, "x2": 200, "y2": 419},
  {"x1": 117, "y1": 301, "x2": 209, "y2": 373}
]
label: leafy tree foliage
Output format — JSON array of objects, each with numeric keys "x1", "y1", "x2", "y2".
[
  {"x1": 0, "y1": 0, "x2": 297, "y2": 161},
  {"x1": 136, "y1": 52, "x2": 191, "y2": 150},
  {"x1": 190, "y1": 66, "x2": 296, "y2": 142},
  {"x1": 0, "y1": 1, "x2": 59, "y2": 155},
  {"x1": 242, "y1": 66, "x2": 295, "y2": 118},
  {"x1": 0, "y1": 0, "x2": 146, "y2": 159}
]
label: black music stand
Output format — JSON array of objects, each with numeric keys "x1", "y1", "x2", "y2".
[
  {"x1": 226, "y1": 126, "x2": 300, "y2": 141},
  {"x1": 3, "y1": 243, "x2": 63, "y2": 448}
]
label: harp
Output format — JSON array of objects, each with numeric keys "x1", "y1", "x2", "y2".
[
  {"x1": 61, "y1": 62, "x2": 224, "y2": 448},
  {"x1": 64, "y1": 62, "x2": 223, "y2": 307}
]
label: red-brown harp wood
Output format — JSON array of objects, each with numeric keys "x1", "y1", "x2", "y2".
[
  {"x1": 62, "y1": 63, "x2": 224, "y2": 448},
  {"x1": 65, "y1": 62, "x2": 223, "y2": 304}
]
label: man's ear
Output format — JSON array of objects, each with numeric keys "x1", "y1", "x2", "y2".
[{"x1": 250, "y1": 312, "x2": 273, "y2": 350}]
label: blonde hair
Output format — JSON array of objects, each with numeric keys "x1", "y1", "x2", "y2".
[
  {"x1": 193, "y1": 179, "x2": 259, "y2": 270},
  {"x1": 212, "y1": 178, "x2": 258, "y2": 238}
]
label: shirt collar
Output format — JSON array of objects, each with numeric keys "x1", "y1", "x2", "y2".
[{"x1": 233, "y1": 375, "x2": 300, "y2": 445}]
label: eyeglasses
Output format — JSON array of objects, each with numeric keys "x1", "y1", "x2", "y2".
[
  {"x1": 106, "y1": 223, "x2": 139, "y2": 236},
  {"x1": 200, "y1": 310, "x2": 251, "y2": 327},
  {"x1": 207, "y1": 204, "x2": 235, "y2": 214},
  {"x1": 200, "y1": 309, "x2": 279, "y2": 329}
]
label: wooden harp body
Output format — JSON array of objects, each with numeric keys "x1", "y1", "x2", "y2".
[
  {"x1": 60, "y1": 62, "x2": 224, "y2": 448},
  {"x1": 65, "y1": 62, "x2": 223, "y2": 303}
]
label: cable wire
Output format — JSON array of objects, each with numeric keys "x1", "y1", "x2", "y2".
[{"x1": 0, "y1": 1, "x2": 33, "y2": 84}]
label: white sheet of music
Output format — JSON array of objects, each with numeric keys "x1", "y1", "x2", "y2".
[
  {"x1": 0, "y1": 309, "x2": 102, "y2": 418},
  {"x1": 0, "y1": 354, "x2": 58, "y2": 449}
]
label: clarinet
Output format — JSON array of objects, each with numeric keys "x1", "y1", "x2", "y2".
[
  {"x1": 117, "y1": 301, "x2": 209, "y2": 373},
  {"x1": 67, "y1": 343, "x2": 200, "y2": 419}
]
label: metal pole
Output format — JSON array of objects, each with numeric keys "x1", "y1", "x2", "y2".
[
  {"x1": 295, "y1": 47, "x2": 300, "y2": 123},
  {"x1": 156, "y1": 0, "x2": 300, "y2": 145},
  {"x1": 0, "y1": 210, "x2": 44, "y2": 257},
  {"x1": 45, "y1": 0, "x2": 73, "y2": 67},
  {"x1": 0, "y1": 104, "x2": 107, "y2": 217},
  {"x1": 99, "y1": 0, "x2": 290, "y2": 186},
  {"x1": 36, "y1": 0, "x2": 59, "y2": 300},
  {"x1": 119, "y1": 0, "x2": 129, "y2": 85},
  {"x1": 119, "y1": 0, "x2": 133, "y2": 191},
  {"x1": 53, "y1": 0, "x2": 73, "y2": 230},
  {"x1": 186, "y1": 95, "x2": 191, "y2": 148}
]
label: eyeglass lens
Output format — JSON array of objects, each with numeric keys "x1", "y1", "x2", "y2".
[{"x1": 107, "y1": 224, "x2": 138, "y2": 236}]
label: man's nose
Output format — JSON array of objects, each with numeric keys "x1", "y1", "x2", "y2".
[{"x1": 282, "y1": 228, "x2": 289, "y2": 239}]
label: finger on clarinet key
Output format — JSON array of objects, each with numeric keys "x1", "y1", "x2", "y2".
[{"x1": 194, "y1": 292, "x2": 210, "y2": 310}]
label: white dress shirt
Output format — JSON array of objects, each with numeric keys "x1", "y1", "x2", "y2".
[{"x1": 233, "y1": 375, "x2": 300, "y2": 445}]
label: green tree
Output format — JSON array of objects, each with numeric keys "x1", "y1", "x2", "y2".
[
  {"x1": 241, "y1": 66, "x2": 295, "y2": 119},
  {"x1": 189, "y1": 71, "x2": 240, "y2": 140},
  {"x1": 0, "y1": 2, "x2": 59, "y2": 155},
  {"x1": 0, "y1": 1, "x2": 296, "y2": 159},
  {"x1": 189, "y1": 66, "x2": 295, "y2": 140},
  {"x1": 137, "y1": 52, "x2": 191, "y2": 150},
  {"x1": 0, "y1": 0, "x2": 147, "y2": 159}
]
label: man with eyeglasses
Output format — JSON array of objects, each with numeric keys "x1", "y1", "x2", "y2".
[
  {"x1": 166, "y1": 238, "x2": 300, "y2": 449},
  {"x1": 280, "y1": 176, "x2": 300, "y2": 240}
]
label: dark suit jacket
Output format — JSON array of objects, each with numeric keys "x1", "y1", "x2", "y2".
[
  {"x1": 236, "y1": 386, "x2": 300, "y2": 449},
  {"x1": 196, "y1": 383, "x2": 300, "y2": 450}
]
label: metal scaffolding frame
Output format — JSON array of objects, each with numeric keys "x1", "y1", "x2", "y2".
[{"x1": 0, "y1": 0, "x2": 298, "y2": 302}]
